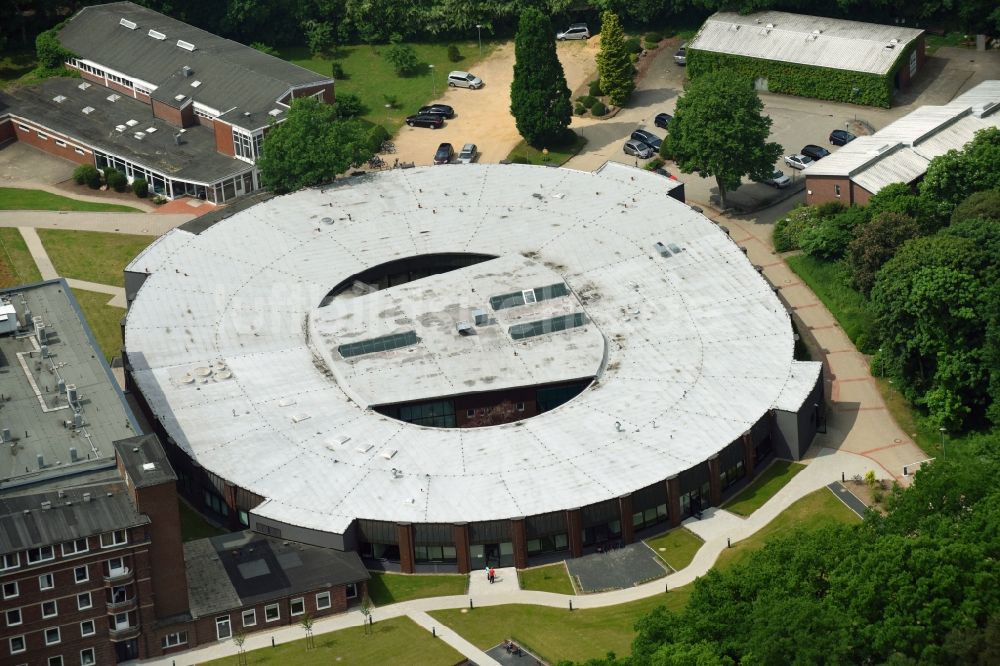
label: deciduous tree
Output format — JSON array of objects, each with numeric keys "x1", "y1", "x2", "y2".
[
  {"x1": 847, "y1": 212, "x2": 920, "y2": 295},
  {"x1": 510, "y1": 8, "x2": 573, "y2": 147}
]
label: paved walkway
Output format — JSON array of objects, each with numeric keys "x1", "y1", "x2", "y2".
[{"x1": 17, "y1": 226, "x2": 127, "y2": 307}]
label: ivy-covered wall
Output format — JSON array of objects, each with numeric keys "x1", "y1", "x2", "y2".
[{"x1": 686, "y1": 44, "x2": 914, "y2": 108}]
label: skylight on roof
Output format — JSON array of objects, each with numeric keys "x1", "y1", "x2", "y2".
[
  {"x1": 52, "y1": 95, "x2": 67, "y2": 104},
  {"x1": 119, "y1": 18, "x2": 137, "y2": 30},
  {"x1": 106, "y1": 94, "x2": 120, "y2": 102},
  {"x1": 509, "y1": 312, "x2": 587, "y2": 340},
  {"x1": 174, "y1": 94, "x2": 186, "y2": 101},
  {"x1": 145, "y1": 127, "x2": 157, "y2": 133},
  {"x1": 115, "y1": 125, "x2": 126, "y2": 132},
  {"x1": 125, "y1": 119, "x2": 139, "y2": 127},
  {"x1": 133, "y1": 132, "x2": 146, "y2": 140},
  {"x1": 78, "y1": 82, "x2": 91, "y2": 90},
  {"x1": 338, "y1": 331, "x2": 418, "y2": 358},
  {"x1": 148, "y1": 29, "x2": 166, "y2": 40},
  {"x1": 190, "y1": 80, "x2": 201, "y2": 88},
  {"x1": 490, "y1": 283, "x2": 570, "y2": 311},
  {"x1": 176, "y1": 40, "x2": 196, "y2": 51},
  {"x1": 81, "y1": 107, "x2": 95, "y2": 115}
]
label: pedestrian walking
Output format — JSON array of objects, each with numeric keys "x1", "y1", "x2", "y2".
[{"x1": 489, "y1": 567, "x2": 495, "y2": 584}]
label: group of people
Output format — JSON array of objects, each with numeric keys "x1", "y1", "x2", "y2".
[
  {"x1": 503, "y1": 639, "x2": 524, "y2": 656},
  {"x1": 486, "y1": 566, "x2": 496, "y2": 583}
]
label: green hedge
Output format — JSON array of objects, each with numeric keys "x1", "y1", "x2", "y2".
[{"x1": 686, "y1": 47, "x2": 909, "y2": 108}]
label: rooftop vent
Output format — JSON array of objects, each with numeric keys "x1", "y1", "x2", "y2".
[
  {"x1": 654, "y1": 242, "x2": 671, "y2": 257},
  {"x1": 182, "y1": 65, "x2": 193, "y2": 77},
  {"x1": 41, "y1": 500, "x2": 51, "y2": 510},
  {"x1": 174, "y1": 94, "x2": 185, "y2": 102},
  {"x1": 268, "y1": 109, "x2": 282, "y2": 117},
  {"x1": 142, "y1": 462, "x2": 156, "y2": 471},
  {"x1": 81, "y1": 106, "x2": 95, "y2": 115},
  {"x1": 473, "y1": 308, "x2": 488, "y2": 326},
  {"x1": 106, "y1": 94, "x2": 120, "y2": 102},
  {"x1": 82, "y1": 492, "x2": 91, "y2": 502},
  {"x1": 177, "y1": 39, "x2": 196, "y2": 52},
  {"x1": 145, "y1": 127, "x2": 157, "y2": 133},
  {"x1": 120, "y1": 18, "x2": 138, "y2": 30},
  {"x1": 126, "y1": 119, "x2": 138, "y2": 127},
  {"x1": 78, "y1": 82, "x2": 91, "y2": 90},
  {"x1": 190, "y1": 80, "x2": 201, "y2": 88},
  {"x1": 148, "y1": 29, "x2": 166, "y2": 40},
  {"x1": 456, "y1": 321, "x2": 474, "y2": 336},
  {"x1": 133, "y1": 132, "x2": 146, "y2": 140},
  {"x1": 52, "y1": 95, "x2": 67, "y2": 103},
  {"x1": 380, "y1": 449, "x2": 397, "y2": 460},
  {"x1": 766, "y1": 23, "x2": 775, "y2": 28}
]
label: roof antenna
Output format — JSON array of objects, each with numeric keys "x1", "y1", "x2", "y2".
[{"x1": 614, "y1": 421, "x2": 623, "y2": 432}]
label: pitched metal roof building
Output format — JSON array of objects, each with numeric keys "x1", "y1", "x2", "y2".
[
  {"x1": 805, "y1": 80, "x2": 1000, "y2": 205},
  {"x1": 123, "y1": 163, "x2": 825, "y2": 574}
]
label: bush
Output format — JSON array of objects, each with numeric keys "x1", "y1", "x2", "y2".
[
  {"x1": 447, "y1": 44, "x2": 461, "y2": 62},
  {"x1": 590, "y1": 100, "x2": 607, "y2": 116},
  {"x1": 331, "y1": 62, "x2": 346, "y2": 80},
  {"x1": 366, "y1": 124, "x2": 391, "y2": 153},
  {"x1": 772, "y1": 206, "x2": 823, "y2": 252},
  {"x1": 36, "y1": 26, "x2": 71, "y2": 71},
  {"x1": 73, "y1": 164, "x2": 99, "y2": 186},
  {"x1": 333, "y1": 92, "x2": 366, "y2": 119},
  {"x1": 646, "y1": 157, "x2": 665, "y2": 170},
  {"x1": 579, "y1": 95, "x2": 596, "y2": 109},
  {"x1": 574, "y1": 104, "x2": 586, "y2": 115},
  {"x1": 588, "y1": 80, "x2": 602, "y2": 97},
  {"x1": 382, "y1": 94, "x2": 398, "y2": 109},
  {"x1": 385, "y1": 42, "x2": 419, "y2": 76},
  {"x1": 104, "y1": 169, "x2": 127, "y2": 192},
  {"x1": 644, "y1": 31, "x2": 663, "y2": 44},
  {"x1": 510, "y1": 154, "x2": 530, "y2": 164},
  {"x1": 623, "y1": 37, "x2": 643, "y2": 54},
  {"x1": 250, "y1": 42, "x2": 279, "y2": 57},
  {"x1": 131, "y1": 178, "x2": 149, "y2": 198}
]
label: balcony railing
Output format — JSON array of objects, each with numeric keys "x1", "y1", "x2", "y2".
[
  {"x1": 106, "y1": 597, "x2": 137, "y2": 612},
  {"x1": 103, "y1": 567, "x2": 133, "y2": 584},
  {"x1": 108, "y1": 624, "x2": 140, "y2": 641}
]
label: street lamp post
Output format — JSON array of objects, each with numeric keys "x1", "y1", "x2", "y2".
[
  {"x1": 939, "y1": 427, "x2": 946, "y2": 459},
  {"x1": 428, "y1": 64, "x2": 436, "y2": 97},
  {"x1": 877, "y1": 347, "x2": 883, "y2": 378},
  {"x1": 476, "y1": 24, "x2": 483, "y2": 59}
]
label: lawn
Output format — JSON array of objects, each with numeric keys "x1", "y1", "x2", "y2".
[
  {"x1": 0, "y1": 227, "x2": 42, "y2": 288},
  {"x1": 0, "y1": 50, "x2": 37, "y2": 89},
  {"x1": 644, "y1": 528, "x2": 704, "y2": 572},
  {"x1": 518, "y1": 563, "x2": 575, "y2": 595},
  {"x1": 0, "y1": 187, "x2": 141, "y2": 213},
  {"x1": 202, "y1": 616, "x2": 464, "y2": 666},
  {"x1": 178, "y1": 499, "x2": 226, "y2": 542},
  {"x1": 367, "y1": 571, "x2": 468, "y2": 607},
  {"x1": 281, "y1": 41, "x2": 495, "y2": 130},
  {"x1": 925, "y1": 32, "x2": 972, "y2": 54},
  {"x1": 786, "y1": 255, "x2": 875, "y2": 348},
  {"x1": 70, "y1": 289, "x2": 125, "y2": 362},
  {"x1": 506, "y1": 132, "x2": 588, "y2": 166},
  {"x1": 430, "y1": 590, "x2": 691, "y2": 664},
  {"x1": 723, "y1": 460, "x2": 805, "y2": 516},
  {"x1": 38, "y1": 229, "x2": 153, "y2": 287},
  {"x1": 715, "y1": 488, "x2": 861, "y2": 571}
]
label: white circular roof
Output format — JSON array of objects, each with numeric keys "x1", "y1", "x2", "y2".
[{"x1": 125, "y1": 164, "x2": 807, "y2": 534}]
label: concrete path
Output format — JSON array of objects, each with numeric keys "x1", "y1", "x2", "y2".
[
  {"x1": 0, "y1": 210, "x2": 192, "y2": 235},
  {"x1": 827, "y1": 481, "x2": 869, "y2": 519},
  {"x1": 410, "y1": 610, "x2": 501, "y2": 665},
  {"x1": 469, "y1": 566, "x2": 518, "y2": 598},
  {"x1": 18, "y1": 227, "x2": 127, "y2": 307}
]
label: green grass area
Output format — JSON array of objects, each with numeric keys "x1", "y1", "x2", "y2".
[
  {"x1": 38, "y1": 229, "x2": 153, "y2": 287},
  {"x1": 0, "y1": 227, "x2": 42, "y2": 288},
  {"x1": 644, "y1": 528, "x2": 704, "y2": 572},
  {"x1": 0, "y1": 187, "x2": 141, "y2": 213},
  {"x1": 786, "y1": 255, "x2": 874, "y2": 348},
  {"x1": 430, "y1": 591, "x2": 691, "y2": 664},
  {"x1": 506, "y1": 132, "x2": 588, "y2": 166},
  {"x1": 517, "y1": 563, "x2": 575, "y2": 595},
  {"x1": 926, "y1": 32, "x2": 972, "y2": 54},
  {"x1": 70, "y1": 289, "x2": 124, "y2": 362},
  {"x1": 202, "y1": 615, "x2": 464, "y2": 666},
  {"x1": 0, "y1": 50, "x2": 37, "y2": 89},
  {"x1": 282, "y1": 41, "x2": 495, "y2": 130},
  {"x1": 178, "y1": 499, "x2": 226, "y2": 543},
  {"x1": 367, "y1": 571, "x2": 468, "y2": 606},
  {"x1": 716, "y1": 488, "x2": 861, "y2": 571},
  {"x1": 723, "y1": 460, "x2": 805, "y2": 516}
]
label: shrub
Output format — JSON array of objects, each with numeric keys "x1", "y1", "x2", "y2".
[
  {"x1": 382, "y1": 94, "x2": 398, "y2": 109},
  {"x1": 772, "y1": 206, "x2": 822, "y2": 252},
  {"x1": 644, "y1": 31, "x2": 663, "y2": 44},
  {"x1": 588, "y1": 80, "x2": 602, "y2": 97},
  {"x1": 333, "y1": 92, "x2": 366, "y2": 119},
  {"x1": 331, "y1": 62, "x2": 346, "y2": 80},
  {"x1": 574, "y1": 104, "x2": 586, "y2": 115},
  {"x1": 131, "y1": 178, "x2": 149, "y2": 198},
  {"x1": 447, "y1": 44, "x2": 461, "y2": 62},
  {"x1": 623, "y1": 37, "x2": 643, "y2": 54},
  {"x1": 73, "y1": 164, "x2": 99, "y2": 186},
  {"x1": 385, "y1": 42, "x2": 419, "y2": 76},
  {"x1": 367, "y1": 124, "x2": 391, "y2": 152},
  {"x1": 590, "y1": 100, "x2": 607, "y2": 116},
  {"x1": 646, "y1": 157, "x2": 665, "y2": 170},
  {"x1": 104, "y1": 169, "x2": 128, "y2": 192},
  {"x1": 36, "y1": 26, "x2": 71, "y2": 71},
  {"x1": 510, "y1": 154, "x2": 529, "y2": 164},
  {"x1": 250, "y1": 42, "x2": 279, "y2": 57},
  {"x1": 579, "y1": 95, "x2": 596, "y2": 109}
]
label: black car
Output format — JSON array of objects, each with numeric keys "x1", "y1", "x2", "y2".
[
  {"x1": 829, "y1": 129, "x2": 856, "y2": 146},
  {"x1": 654, "y1": 112, "x2": 673, "y2": 129},
  {"x1": 433, "y1": 142, "x2": 454, "y2": 165},
  {"x1": 406, "y1": 114, "x2": 444, "y2": 129},
  {"x1": 418, "y1": 104, "x2": 455, "y2": 119},
  {"x1": 800, "y1": 144, "x2": 831, "y2": 161},
  {"x1": 631, "y1": 129, "x2": 662, "y2": 151}
]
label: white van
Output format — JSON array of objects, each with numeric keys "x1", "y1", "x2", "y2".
[{"x1": 447, "y1": 71, "x2": 484, "y2": 89}]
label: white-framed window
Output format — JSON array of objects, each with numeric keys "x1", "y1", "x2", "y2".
[
  {"x1": 290, "y1": 597, "x2": 305, "y2": 616},
  {"x1": 346, "y1": 582, "x2": 359, "y2": 599},
  {"x1": 48, "y1": 657, "x2": 62, "y2": 666},
  {"x1": 161, "y1": 631, "x2": 187, "y2": 648},
  {"x1": 241, "y1": 609, "x2": 256, "y2": 627},
  {"x1": 315, "y1": 591, "x2": 331, "y2": 610},
  {"x1": 17, "y1": 124, "x2": 30, "y2": 132},
  {"x1": 27, "y1": 546, "x2": 55, "y2": 564},
  {"x1": 74, "y1": 148, "x2": 85, "y2": 155},
  {"x1": 835, "y1": 184, "x2": 841, "y2": 196},
  {"x1": 74, "y1": 565, "x2": 88, "y2": 583},
  {"x1": 100, "y1": 530, "x2": 127, "y2": 548},
  {"x1": 5, "y1": 608, "x2": 21, "y2": 626},
  {"x1": 215, "y1": 615, "x2": 232, "y2": 640},
  {"x1": 106, "y1": 556, "x2": 128, "y2": 578},
  {"x1": 41, "y1": 600, "x2": 57, "y2": 618},
  {"x1": 77, "y1": 592, "x2": 92, "y2": 610},
  {"x1": 55, "y1": 140, "x2": 67, "y2": 148},
  {"x1": 112, "y1": 612, "x2": 129, "y2": 630},
  {"x1": 0, "y1": 553, "x2": 19, "y2": 571},
  {"x1": 62, "y1": 539, "x2": 88, "y2": 557},
  {"x1": 37, "y1": 132, "x2": 48, "y2": 140},
  {"x1": 80, "y1": 619, "x2": 96, "y2": 637},
  {"x1": 80, "y1": 648, "x2": 96, "y2": 666},
  {"x1": 466, "y1": 409, "x2": 475, "y2": 418},
  {"x1": 2, "y1": 581, "x2": 18, "y2": 599},
  {"x1": 9, "y1": 635, "x2": 25, "y2": 654},
  {"x1": 232, "y1": 128, "x2": 256, "y2": 161},
  {"x1": 516, "y1": 402, "x2": 526, "y2": 412},
  {"x1": 44, "y1": 626, "x2": 60, "y2": 645},
  {"x1": 39, "y1": 573, "x2": 55, "y2": 590},
  {"x1": 264, "y1": 603, "x2": 280, "y2": 622}
]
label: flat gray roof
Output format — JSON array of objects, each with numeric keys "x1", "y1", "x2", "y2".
[
  {"x1": 125, "y1": 164, "x2": 818, "y2": 534},
  {"x1": 0, "y1": 281, "x2": 139, "y2": 491}
]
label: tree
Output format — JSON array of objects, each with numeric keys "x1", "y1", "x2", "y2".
[
  {"x1": 257, "y1": 97, "x2": 371, "y2": 193},
  {"x1": 35, "y1": 25, "x2": 71, "y2": 71},
  {"x1": 951, "y1": 189, "x2": 1000, "y2": 225},
  {"x1": 920, "y1": 127, "x2": 1000, "y2": 220},
  {"x1": 303, "y1": 20, "x2": 335, "y2": 56},
  {"x1": 847, "y1": 211, "x2": 920, "y2": 295},
  {"x1": 664, "y1": 72, "x2": 781, "y2": 209},
  {"x1": 232, "y1": 630, "x2": 248, "y2": 666},
  {"x1": 300, "y1": 613, "x2": 315, "y2": 649},
  {"x1": 595, "y1": 11, "x2": 634, "y2": 107},
  {"x1": 510, "y1": 8, "x2": 573, "y2": 147},
  {"x1": 385, "y1": 39, "x2": 419, "y2": 76},
  {"x1": 250, "y1": 42, "x2": 280, "y2": 57}
]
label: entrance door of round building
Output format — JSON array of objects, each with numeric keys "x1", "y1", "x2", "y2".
[{"x1": 471, "y1": 542, "x2": 514, "y2": 568}]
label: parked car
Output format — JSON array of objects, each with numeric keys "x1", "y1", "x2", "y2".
[
  {"x1": 623, "y1": 140, "x2": 654, "y2": 159},
  {"x1": 433, "y1": 143, "x2": 454, "y2": 165},
  {"x1": 801, "y1": 144, "x2": 831, "y2": 161},
  {"x1": 405, "y1": 114, "x2": 444, "y2": 129},
  {"x1": 418, "y1": 104, "x2": 455, "y2": 119},
  {"x1": 765, "y1": 169, "x2": 791, "y2": 188},
  {"x1": 557, "y1": 23, "x2": 590, "y2": 40},
  {"x1": 674, "y1": 45, "x2": 687, "y2": 65},
  {"x1": 631, "y1": 129, "x2": 663, "y2": 151},
  {"x1": 783, "y1": 154, "x2": 814, "y2": 170},
  {"x1": 829, "y1": 129, "x2": 856, "y2": 146},
  {"x1": 456, "y1": 143, "x2": 478, "y2": 164},
  {"x1": 447, "y1": 71, "x2": 484, "y2": 89},
  {"x1": 654, "y1": 112, "x2": 673, "y2": 129}
]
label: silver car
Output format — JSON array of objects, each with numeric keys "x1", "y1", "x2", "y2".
[
  {"x1": 456, "y1": 143, "x2": 478, "y2": 164},
  {"x1": 447, "y1": 71, "x2": 484, "y2": 89},
  {"x1": 623, "y1": 140, "x2": 654, "y2": 159},
  {"x1": 557, "y1": 24, "x2": 590, "y2": 40},
  {"x1": 783, "y1": 154, "x2": 814, "y2": 170}
]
